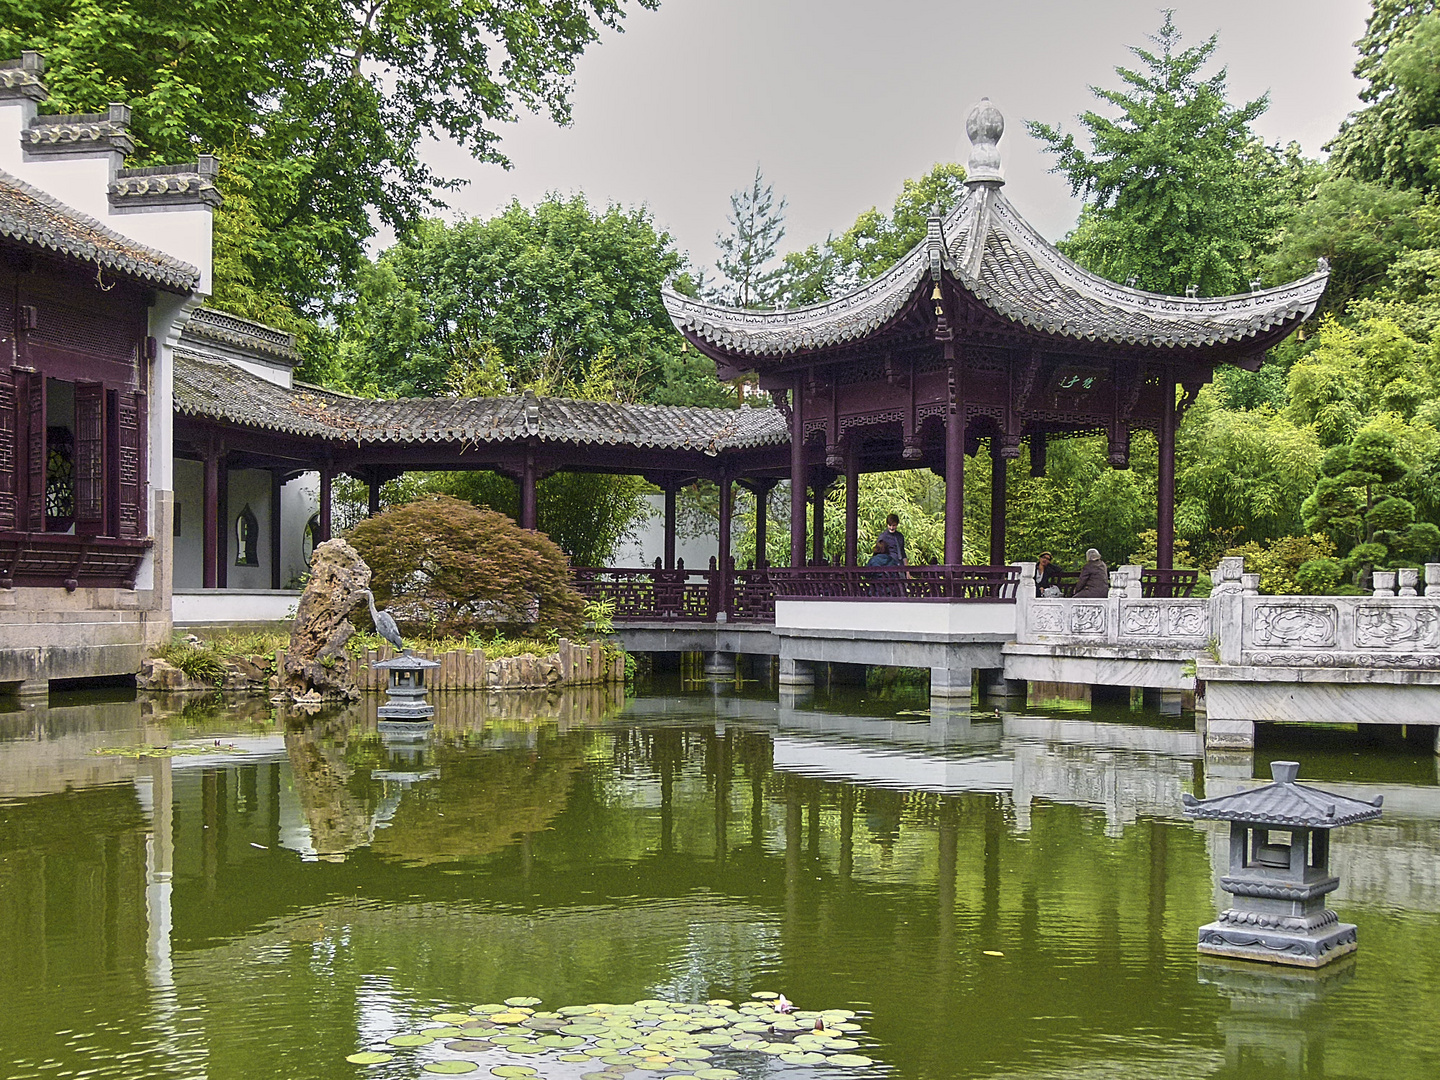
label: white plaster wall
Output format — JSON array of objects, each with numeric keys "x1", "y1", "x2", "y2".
[
  {"x1": 173, "y1": 458, "x2": 203, "y2": 589},
  {"x1": 225, "y1": 469, "x2": 272, "y2": 590},
  {"x1": 230, "y1": 355, "x2": 293, "y2": 388},
  {"x1": 281, "y1": 473, "x2": 319, "y2": 587},
  {"x1": 172, "y1": 591, "x2": 298, "y2": 624},
  {"x1": 609, "y1": 493, "x2": 717, "y2": 569},
  {"x1": 775, "y1": 599, "x2": 1017, "y2": 637}
]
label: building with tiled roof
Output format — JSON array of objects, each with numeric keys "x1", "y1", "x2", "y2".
[{"x1": 663, "y1": 98, "x2": 1327, "y2": 571}]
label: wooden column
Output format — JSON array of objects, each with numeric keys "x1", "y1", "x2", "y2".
[
  {"x1": 790, "y1": 373, "x2": 807, "y2": 568},
  {"x1": 318, "y1": 463, "x2": 332, "y2": 543},
  {"x1": 944, "y1": 349, "x2": 965, "y2": 565},
  {"x1": 844, "y1": 441, "x2": 859, "y2": 567},
  {"x1": 716, "y1": 470, "x2": 732, "y2": 616},
  {"x1": 202, "y1": 444, "x2": 218, "y2": 589},
  {"x1": 1157, "y1": 376, "x2": 1177, "y2": 571},
  {"x1": 812, "y1": 478, "x2": 823, "y2": 570},
  {"x1": 751, "y1": 480, "x2": 772, "y2": 568},
  {"x1": 990, "y1": 439, "x2": 1007, "y2": 567},
  {"x1": 367, "y1": 472, "x2": 382, "y2": 517},
  {"x1": 269, "y1": 470, "x2": 283, "y2": 590},
  {"x1": 216, "y1": 452, "x2": 229, "y2": 589},
  {"x1": 663, "y1": 482, "x2": 677, "y2": 569},
  {"x1": 520, "y1": 452, "x2": 538, "y2": 530}
]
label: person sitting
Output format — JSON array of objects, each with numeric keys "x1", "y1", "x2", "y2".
[
  {"x1": 867, "y1": 513, "x2": 907, "y2": 567},
  {"x1": 1072, "y1": 548, "x2": 1109, "y2": 597},
  {"x1": 1036, "y1": 551, "x2": 1063, "y2": 596}
]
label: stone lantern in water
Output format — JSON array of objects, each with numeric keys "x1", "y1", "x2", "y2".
[
  {"x1": 1182, "y1": 760, "x2": 1382, "y2": 967},
  {"x1": 374, "y1": 652, "x2": 441, "y2": 721}
]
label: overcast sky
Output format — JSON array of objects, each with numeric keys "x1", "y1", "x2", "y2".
[{"x1": 420, "y1": 0, "x2": 1373, "y2": 271}]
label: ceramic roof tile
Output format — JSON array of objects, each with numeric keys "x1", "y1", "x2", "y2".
[
  {"x1": 1182, "y1": 775, "x2": 1382, "y2": 828},
  {"x1": 663, "y1": 186, "x2": 1327, "y2": 359},
  {"x1": 0, "y1": 168, "x2": 199, "y2": 291},
  {"x1": 173, "y1": 351, "x2": 789, "y2": 451}
]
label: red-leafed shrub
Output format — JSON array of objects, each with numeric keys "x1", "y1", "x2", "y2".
[{"x1": 347, "y1": 495, "x2": 584, "y2": 636}]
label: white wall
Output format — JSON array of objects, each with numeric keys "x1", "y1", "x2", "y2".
[
  {"x1": 775, "y1": 600, "x2": 1018, "y2": 637},
  {"x1": 610, "y1": 492, "x2": 718, "y2": 569},
  {"x1": 172, "y1": 465, "x2": 318, "y2": 590}
]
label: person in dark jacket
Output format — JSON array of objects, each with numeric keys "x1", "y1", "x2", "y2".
[
  {"x1": 1036, "y1": 551, "x2": 1062, "y2": 596},
  {"x1": 1072, "y1": 548, "x2": 1109, "y2": 597}
]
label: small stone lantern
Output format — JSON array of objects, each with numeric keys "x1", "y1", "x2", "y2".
[
  {"x1": 374, "y1": 651, "x2": 441, "y2": 721},
  {"x1": 1182, "y1": 760, "x2": 1382, "y2": 967}
]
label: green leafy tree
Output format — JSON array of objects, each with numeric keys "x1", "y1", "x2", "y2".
[
  {"x1": 714, "y1": 166, "x2": 788, "y2": 309},
  {"x1": 347, "y1": 495, "x2": 585, "y2": 636},
  {"x1": 1027, "y1": 11, "x2": 1286, "y2": 296},
  {"x1": 0, "y1": 0, "x2": 657, "y2": 320},
  {"x1": 338, "y1": 197, "x2": 717, "y2": 403},
  {"x1": 779, "y1": 162, "x2": 968, "y2": 305},
  {"x1": 1329, "y1": 2, "x2": 1440, "y2": 194}
]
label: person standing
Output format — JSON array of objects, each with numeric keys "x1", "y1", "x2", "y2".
[
  {"x1": 874, "y1": 513, "x2": 906, "y2": 566},
  {"x1": 1072, "y1": 548, "x2": 1109, "y2": 597}
]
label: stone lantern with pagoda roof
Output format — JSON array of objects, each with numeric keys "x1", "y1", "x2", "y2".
[
  {"x1": 1182, "y1": 760, "x2": 1383, "y2": 968},
  {"x1": 374, "y1": 651, "x2": 441, "y2": 721}
]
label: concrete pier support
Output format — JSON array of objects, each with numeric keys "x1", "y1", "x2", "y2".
[
  {"x1": 15, "y1": 678, "x2": 47, "y2": 698},
  {"x1": 930, "y1": 666, "x2": 973, "y2": 700},
  {"x1": 1434, "y1": 724, "x2": 1440, "y2": 756},
  {"x1": 981, "y1": 669, "x2": 1025, "y2": 701},
  {"x1": 778, "y1": 657, "x2": 814, "y2": 688},
  {"x1": 703, "y1": 652, "x2": 736, "y2": 678},
  {"x1": 1206, "y1": 717, "x2": 1255, "y2": 750}
]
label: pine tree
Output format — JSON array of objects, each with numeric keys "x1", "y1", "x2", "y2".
[
  {"x1": 714, "y1": 166, "x2": 788, "y2": 309},
  {"x1": 1027, "y1": 11, "x2": 1284, "y2": 297}
]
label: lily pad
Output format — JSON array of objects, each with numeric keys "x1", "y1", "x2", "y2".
[
  {"x1": 504, "y1": 997, "x2": 543, "y2": 1007},
  {"x1": 750, "y1": 992, "x2": 778, "y2": 1000},
  {"x1": 729, "y1": 1039, "x2": 769, "y2": 1052},
  {"x1": 472, "y1": 1005, "x2": 508, "y2": 1015},
  {"x1": 779, "y1": 1052, "x2": 827, "y2": 1065},
  {"x1": 421, "y1": 1027, "x2": 468, "y2": 1038},
  {"x1": 507, "y1": 1044, "x2": 547, "y2": 1055},
  {"x1": 387, "y1": 1034, "x2": 434, "y2": 1047},
  {"x1": 826, "y1": 1038, "x2": 860, "y2": 1050},
  {"x1": 828, "y1": 1054, "x2": 875, "y2": 1067},
  {"x1": 705, "y1": 999, "x2": 733, "y2": 1007},
  {"x1": 433, "y1": 1013, "x2": 476, "y2": 1023},
  {"x1": 561, "y1": 1024, "x2": 608, "y2": 1036},
  {"x1": 694, "y1": 1071, "x2": 741, "y2": 1080},
  {"x1": 345, "y1": 1051, "x2": 394, "y2": 1065},
  {"x1": 423, "y1": 1063, "x2": 479, "y2": 1075},
  {"x1": 537, "y1": 1035, "x2": 585, "y2": 1049},
  {"x1": 491, "y1": 1069, "x2": 539, "y2": 1078},
  {"x1": 490, "y1": 1012, "x2": 530, "y2": 1024},
  {"x1": 558, "y1": 1054, "x2": 591, "y2": 1063},
  {"x1": 444, "y1": 1040, "x2": 496, "y2": 1053}
]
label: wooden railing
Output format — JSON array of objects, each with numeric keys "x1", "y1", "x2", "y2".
[
  {"x1": 766, "y1": 565, "x2": 1020, "y2": 602},
  {"x1": 0, "y1": 532, "x2": 151, "y2": 589},
  {"x1": 573, "y1": 564, "x2": 1018, "y2": 621}
]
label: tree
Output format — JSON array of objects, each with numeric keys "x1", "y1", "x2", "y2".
[
  {"x1": 1027, "y1": 11, "x2": 1286, "y2": 296},
  {"x1": 1328, "y1": 2, "x2": 1440, "y2": 194},
  {"x1": 0, "y1": 0, "x2": 657, "y2": 319},
  {"x1": 338, "y1": 197, "x2": 709, "y2": 402},
  {"x1": 714, "y1": 166, "x2": 788, "y2": 309},
  {"x1": 347, "y1": 495, "x2": 585, "y2": 636},
  {"x1": 779, "y1": 163, "x2": 968, "y2": 305}
]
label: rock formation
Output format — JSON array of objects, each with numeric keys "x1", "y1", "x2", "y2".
[{"x1": 282, "y1": 538, "x2": 371, "y2": 699}]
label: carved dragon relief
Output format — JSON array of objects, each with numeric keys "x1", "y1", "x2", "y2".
[
  {"x1": 1251, "y1": 604, "x2": 1338, "y2": 648},
  {"x1": 1354, "y1": 604, "x2": 1440, "y2": 649}
]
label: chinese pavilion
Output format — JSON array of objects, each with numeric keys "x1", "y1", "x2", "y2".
[{"x1": 663, "y1": 100, "x2": 1328, "y2": 571}]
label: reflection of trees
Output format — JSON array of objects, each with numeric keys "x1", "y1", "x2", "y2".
[{"x1": 369, "y1": 733, "x2": 591, "y2": 865}]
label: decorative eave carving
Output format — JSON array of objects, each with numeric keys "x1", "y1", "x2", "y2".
[
  {"x1": 23, "y1": 103, "x2": 134, "y2": 157},
  {"x1": 184, "y1": 305, "x2": 298, "y2": 363},
  {"x1": 110, "y1": 154, "x2": 222, "y2": 209},
  {"x1": 0, "y1": 52, "x2": 47, "y2": 103}
]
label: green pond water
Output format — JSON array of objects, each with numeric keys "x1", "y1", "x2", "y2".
[{"x1": 1, "y1": 678, "x2": 1438, "y2": 1080}]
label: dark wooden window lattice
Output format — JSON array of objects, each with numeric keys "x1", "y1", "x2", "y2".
[
  {"x1": 46, "y1": 426, "x2": 74, "y2": 529},
  {"x1": 0, "y1": 372, "x2": 14, "y2": 530},
  {"x1": 74, "y1": 382, "x2": 104, "y2": 535}
]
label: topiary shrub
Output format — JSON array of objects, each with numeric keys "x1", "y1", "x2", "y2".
[
  {"x1": 1294, "y1": 557, "x2": 1344, "y2": 595},
  {"x1": 348, "y1": 495, "x2": 584, "y2": 637}
]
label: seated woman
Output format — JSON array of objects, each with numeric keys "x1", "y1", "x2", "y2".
[
  {"x1": 1072, "y1": 548, "x2": 1110, "y2": 598},
  {"x1": 1036, "y1": 551, "x2": 1063, "y2": 596}
]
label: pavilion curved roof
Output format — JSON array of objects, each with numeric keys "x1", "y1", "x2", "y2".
[
  {"x1": 173, "y1": 350, "x2": 788, "y2": 452},
  {"x1": 663, "y1": 183, "x2": 1327, "y2": 361}
]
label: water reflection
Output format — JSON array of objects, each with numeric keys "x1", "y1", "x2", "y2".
[{"x1": 0, "y1": 685, "x2": 1437, "y2": 1079}]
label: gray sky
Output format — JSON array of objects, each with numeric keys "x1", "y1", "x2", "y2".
[{"x1": 420, "y1": 0, "x2": 1372, "y2": 269}]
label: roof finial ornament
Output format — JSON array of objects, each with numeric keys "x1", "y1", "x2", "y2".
[{"x1": 964, "y1": 98, "x2": 1005, "y2": 186}]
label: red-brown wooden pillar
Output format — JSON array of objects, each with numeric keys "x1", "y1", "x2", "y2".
[
  {"x1": 1157, "y1": 376, "x2": 1177, "y2": 571},
  {"x1": 790, "y1": 373, "x2": 807, "y2": 568},
  {"x1": 216, "y1": 457, "x2": 229, "y2": 588},
  {"x1": 520, "y1": 452, "x2": 538, "y2": 530},
  {"x1": 716, "y1": 470, "x2": 732, "y2": 616},
  {"x1": 811, "y1": 476, "x2": 826, "y2": 565},
  {"x1": 318, "y1": 463, "x2": 333, "y2": 543},
  {"x1": 844, "y1": 442, "x2": 859, "y2": 567},
  {"x1": 753, "y1": 483, "x2": 768, "y2": 568},
  {"x1": 990, "y1": 439, "x2": 1007, "y2": 567},
  {"x1": 944, "y1": 349, "x2": 965, "y2": 565},
  {"x1": 270, "y1": 470, "x2": 284, "y2": 590},
  {"x1": 367, "y1": 472, "x2": 382, "y2": 517},
  {"x1": 664, "y1": 481, "x2": 678, "y2": 569},
  {"x1": 202, "y1": 444, "x2": 219, "y2": 589}
]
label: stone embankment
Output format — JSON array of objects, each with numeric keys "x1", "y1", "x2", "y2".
[{"x1": 138, "y1": 638, "x2": 623, "y2": 694}]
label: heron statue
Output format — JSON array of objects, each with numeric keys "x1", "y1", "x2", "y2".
[{"x1": 362, "y1": 589, "x2": 405, "y2": 652}]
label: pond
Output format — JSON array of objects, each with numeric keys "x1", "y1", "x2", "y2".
[{"x1": 1, "y1": 677, "x2": 1437, "y2": 1080}]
